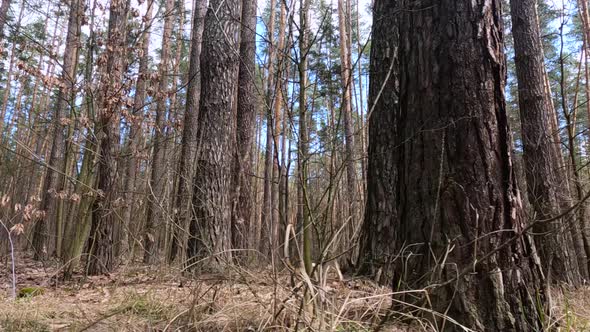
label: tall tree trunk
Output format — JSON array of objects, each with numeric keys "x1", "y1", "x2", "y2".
[
  {"x1": 188, "y1": 0, "x2": 241, "y2": 270},
  {"x1": 143, "y1": 0, "x2": 174, "y2": 264},
  {"x1": 358, "y1": 0, "x2": 398, "y2": 283},
  {"x1": 32, "y1": 0, "x2": 82, "y2": 260},
  {"x1": 232, "y1": 0, "x2": 257, "y2": 260},
  {"x1": 122, "y1": 0, "x2": 153, "y2": 261},
  {"x1": 509, "y1": 0, "x2": 584, "y2": 284},
  {"x1": 337, "y1": 0, "x2": 358, "y2": 268},
  {"x1": 272, "y1": 0, "x2": 287, "y2": 259},
  {"x1": 63, "y1": 2, "x2": 98, "y2": 278},
  {"x1": 260, "y1": 0, "x2": 277, "y2": 259},
  {"x1": 87, "y1": 0, "x2": 128, "y2": 275},
  {"x1": 299, "y1": 0, "x2": 312, "y2": 275},
  {"x1": 170, "y1": 0, "x2": 207, "y2": 264},
  {"x1": 362, "y1": 0, "x2": 546, "y2": 329}
]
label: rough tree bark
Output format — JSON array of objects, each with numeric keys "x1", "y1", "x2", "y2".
[
  {"x1": 362, "y1": 0, "x2": 547, "y2": 330},
  {"x1": 188, "y1": 0, "x2": 241, "y2": 270},
  {"x1": 358, "y1": 0, "x2": 398, "y2": 284},
  {"x1": 510, "y1": 0, "x2": 584, "y2": 284},
  {"x1": 232, "y1": 0, "x2": 258, "y2": 259},
  {"x1": 169, "y1": 0, "x2": 207, "y2": 264}
]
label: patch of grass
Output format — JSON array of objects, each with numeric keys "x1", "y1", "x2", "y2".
[
  {"x1": 0, "y1": 316, "x2": 50, "y2": 332},
  {"x1": 17, "y1": 287, "x2": 45, "y2": 298},
  {"x1": 115, "y1": 292, "x2": 174, "y2": 323}
]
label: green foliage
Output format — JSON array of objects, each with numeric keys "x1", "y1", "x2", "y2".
[{"x1": 17, "y1": 287, "x2": 45, "y2": 298}]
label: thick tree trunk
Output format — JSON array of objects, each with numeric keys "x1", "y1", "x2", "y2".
[
  {"x1": 169, "y1": 0, "x2": 207, "y2": 265},
  {"x1": 188, "y1": 0, "x2": 241, "y2": 270},
  {"x1": 232, "y1": 0, "x2": 257, "y2": 260},
  {"x1": 510, "y1": 0, "x2": 584, "y2": 284},
  {"x1": 144, "y1": 0, "x2": 174, "y2": 264},
  {"x1": 362, "y1": 0, "x2": 546, "y2": 330},
  {"x1": 358, "y1": 0, "x2": 398, "y2": 283}
]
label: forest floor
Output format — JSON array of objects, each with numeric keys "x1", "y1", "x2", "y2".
[{"x1": 0, "y1": 253, "x2": 589, "y2": 331}]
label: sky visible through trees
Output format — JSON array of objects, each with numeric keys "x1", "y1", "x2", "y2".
[{"x1": 3, "y1": 0, "x2": 590, "y2": 331}]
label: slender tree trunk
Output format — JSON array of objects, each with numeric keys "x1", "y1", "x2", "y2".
[
  {"x1": 143, "y1": 0, "x2": 174, "y2": 264},
  {"x1": 170, "y1": 0, "x2": 207, "y2": 264},
  {"x1": 272, "y1": 0, "x2": 287, "y2": 257},
  {"x1": 63, "y1": 4, "x2": 98, "y2": 278},
  {"x1": 232, "y1": 0, "x2": 258, "y2": 260},
  {"x1": 260, "y1": 0, "x2": 277, "y2": 259},
  {"x1": 188, "y1": 0, "x2": 241, "y2": 270},
  {"x1": 121, "y1": 0, "x2": 153, "y2": 261},
  {"x1": 32, "y1": 0, "x2": 81, "y2": 260},
  {"x1": 510, "y1": 0, "x2": 583, "y2": 284},
  {"x1": 87, "y1": 0, "x2": 128, "y2": 275},
  {"x1": 299, "y1": 0, "x2": 312, "y2": 275}
]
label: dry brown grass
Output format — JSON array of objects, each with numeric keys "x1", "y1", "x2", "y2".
[{"x1": 2, "y1": 254, "x2": 589, "y2": 331}]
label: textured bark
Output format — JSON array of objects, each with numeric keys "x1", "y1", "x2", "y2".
[
  {"x1": 87, "y1": 0, "x2": 128, "y2": 275},
  {"x1": 358, "y1": 0, "x2": 398, "y2": 283},
  {"x1": 232, "y1": 0, "x2": 258, "y2": 259},
  {"x1": 144, "y1": 0, "x2": 174, "y2": 264},
  {"x1": 32, "y1": 0, "x2": 81, "y2": 260},
  {"x1": 510, "y1": 0, "x2": 583, "y2": 284},
  {"x1": 169, "y1": 0, "x2": 207, "y2": 264},
  {"x1": 189, "y1": 0, "x2": 241, "y2": 270},
  {"x1": 362, "y1": 0, "x2": 546, "y2": 330}
]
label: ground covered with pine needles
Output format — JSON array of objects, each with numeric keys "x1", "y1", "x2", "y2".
[{"x1": 1, "y1": 253, "x2": 589, "y2": 331}]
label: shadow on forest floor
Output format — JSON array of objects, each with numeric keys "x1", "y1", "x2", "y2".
[{"x1": 0, "y1": 252, "x2": 589, "y2": 331}]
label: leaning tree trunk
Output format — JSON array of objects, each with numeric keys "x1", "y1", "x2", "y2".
[
  {"x1": 510, "y1": 0, "x2": 584, "y2": 284},
  {"x1": 188, "y1": 0, "x2": 241, "y2": 270},
  {"x1": 169, "y1": 0, "x2": 207, "y2": 265},
  {"x1": 361, "y1": 0, "x2": 546, "y2": 330},
  {"x1": 232, "y1": 0, "x2": 258, "y2": 260}
]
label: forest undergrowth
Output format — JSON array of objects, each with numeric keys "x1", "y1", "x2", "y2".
[{"x1": 0, "y1": 252, "x2": 589, "y2": 331}]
